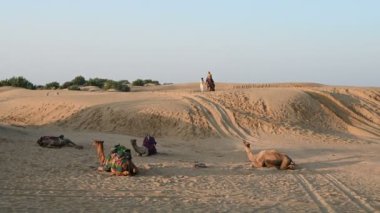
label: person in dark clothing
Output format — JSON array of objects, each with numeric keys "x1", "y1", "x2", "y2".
[
  {"x1": 206, "y1": 71, "x2": 215, "y2": 91},
  {"x1": 130, "y1": 134, "x2": 158, "y2": 156},
  {"x1": 143, "y1": 134, "x2": 157, "y2": 155}
]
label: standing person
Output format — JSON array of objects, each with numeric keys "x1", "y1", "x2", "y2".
[
  {"x1": 200, "y1": 77, "x2": 204, "y2": 92},
  {"x1": 206, "y1": 71, "x2": 215, "y2": 91},
  {"x1": 207, "y1": 71, "x2": 213, "y2": 80}
]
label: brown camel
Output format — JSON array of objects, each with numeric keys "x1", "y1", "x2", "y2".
[
  {"x1": 93, "y1": 140, "x2": 106, "y2": 165},
  {"x1": 242, "y1": 140, "x2": 296, "y2": 170}
]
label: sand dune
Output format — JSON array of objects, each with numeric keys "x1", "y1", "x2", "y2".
[
  {"x1": 0, "y1": 83, "x2": 379, "y2": 212},
  {"x1": 1, "y1": 84, "x2": 379, "y2": 141}
]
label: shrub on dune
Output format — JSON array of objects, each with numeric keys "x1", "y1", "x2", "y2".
[{"x1": 0, "y1": 76, "x2": 35, "y2": 89}]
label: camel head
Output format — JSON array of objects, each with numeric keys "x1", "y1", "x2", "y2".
[
  {"x1": 288, "y1": 160, "x2": 296, "y2": 170},
  {"x1": 242, "y1": 140, "x2": 251, "y2": 148}
]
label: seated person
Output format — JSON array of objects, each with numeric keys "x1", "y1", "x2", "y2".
[{"x1": 143, "y1": 134, "x2": 157, "y2": 155}]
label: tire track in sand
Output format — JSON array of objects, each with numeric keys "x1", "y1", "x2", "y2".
[
  {"x1": 185, "y1": 95, "x2": 257, "y2": 142},
  {"x1": 294, "y1": 174, "x2": 335, "y2": 213},
  {"x1": 305, "y1": 91, "x2": 380, "y2": 138},
  {"x1": 183, "y1": 97, "x2": 228, "y2": 138},
  {"x1": 195, "y1": 95, "x2": 250, "y2": 140},
  {"x1": 322, "y1": 174, "x2": 376, "y2": 213},
  {"x1": 294, "y1": 173, "x2": 377, "y2": 213}
]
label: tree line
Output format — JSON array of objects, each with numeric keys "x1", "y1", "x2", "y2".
[{"x1": 0, "y1": 76, "x2": 160, "y2": 92}]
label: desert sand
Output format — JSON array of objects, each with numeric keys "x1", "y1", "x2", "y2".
[{"x1": 0, "y1": 83, "x2": 379, "y2": 212}]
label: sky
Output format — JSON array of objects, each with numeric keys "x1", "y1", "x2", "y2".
[{"x1": 1, "y1": 1, "x2": 379, "y2": 86}]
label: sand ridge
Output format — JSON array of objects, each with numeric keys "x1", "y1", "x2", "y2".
[{"x1": 1, "y1": 84, "x2": 378, "y2": 142}]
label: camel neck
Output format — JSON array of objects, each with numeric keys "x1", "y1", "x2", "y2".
[{"x1": 244, "y1": 146, "x2": 256, "y2": 162}]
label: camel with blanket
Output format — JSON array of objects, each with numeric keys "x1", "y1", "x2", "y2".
[{"x1": 93, "y1": 140, "x2": 138, "y2": 176}]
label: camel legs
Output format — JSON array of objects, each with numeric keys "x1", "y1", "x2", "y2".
[{"x1": 251, "y1": 160, "x2": 265, "y2": 168}]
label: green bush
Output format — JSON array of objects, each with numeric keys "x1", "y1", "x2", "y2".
[
  {"x1": 117, "y1": 81, "x2": 130, "y2": 92},
  {"x1": 0, "y1": 76, "x2": 160, "y2": 92},
  {"x1": 118, "y1": 80, "x2": 130, "y2": 85},
  {"x1": 45, "y1": 81, "x2": 60, "y2": 89},
  {"x1": 132, "y1": 79, "x2": 144, "y2": 86},
  {"x1": 103, "y1": 80, "x2": 130, "y2": 92},
  {"x1": 0, "y1": 76, "x2": 35, "y2": 89},
  {"x1": 87, "y1": 78, "x2": 108, "y2": 88},
  {"x1": 71, "y1": 76, "x2": 86, "y2": 86},
  {"x1": 143, "y1": 79, "x2": 160, "y2": 85},
  {"x1": 132, "y1": 79, "x2": 160, "y2": 86}
]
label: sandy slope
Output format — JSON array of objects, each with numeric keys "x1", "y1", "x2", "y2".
[{"x1": 0, "y1": 84, "x2": 379, "y2": 212}]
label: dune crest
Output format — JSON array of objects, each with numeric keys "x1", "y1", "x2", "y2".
[{"x1": 0, "y1": 84, "x2": 379, "y2": 142}]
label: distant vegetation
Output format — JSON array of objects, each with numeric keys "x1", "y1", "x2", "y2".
[
  {"x1": 0, "y1": 76, "x2": 161, "y2": 92},
  {"x1": 45, "y1": 81, "x2": 60, "y2": 89},
  {"x1": 132, "y1": 79, "x2": 160, "y2": 86},
  {"x1": 0, "y1": 76, "x2": 36, "y2": 89}
]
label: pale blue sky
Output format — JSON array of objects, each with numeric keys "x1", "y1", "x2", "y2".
[{"x1": 1, "y1": 1, "x2": 379, "y2": 86}]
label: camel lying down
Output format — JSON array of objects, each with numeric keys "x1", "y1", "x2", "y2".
[
  {"x1": 243, "y1": 140, "x2": 296, "y2": 170},
  {"x1": 130, "y1": 135, "x2": 157, "y2": 156},
  {"x1": 130, "y1": 139, "x2": 149, "y2": 156},
  {"x1": 93, "y1": 140, "x2": 138, "y2": 176},
  {"x1": 37, "y1": 135, "x2": 83, "y2": 149}
]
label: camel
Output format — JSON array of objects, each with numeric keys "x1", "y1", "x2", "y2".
[
  {"x1": 242, "y1": 140, "x2": 296, "y2": 170},
  {"x1": 93, "y1": 140, "x2": 138, "y2": 176},
  {"x1": 206, "y1": 76, "x2": 215, "y2": 91},
  {"x1": 130, "y1": 139, "x2": 149, "y2": 156},
  {"x1": 93, "y1": 140, "x2": 106, "y2": 165},
  {"x1": 37, "y1": 135, "x2": 83, "y2": 149},
  {"x1": 130, "y1": 135, "x2": 157, "y2": 156}
]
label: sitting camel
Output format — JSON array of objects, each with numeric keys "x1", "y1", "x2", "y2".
[
  {"x1": 242, "y1": 140, "x2": 295, "y2": 170},
  {"x1": 37, "y1": 135, "x2": 83, "y2": 149},
  {"x1": 130, "y1": 139, "x2": 148, "y2": 156},
  {"x1": 93, "y1": 140, "x2": 138, "y2": 176},
  {"x1": 130, "y1": 135, "x2": 157, "y2": 156}
]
